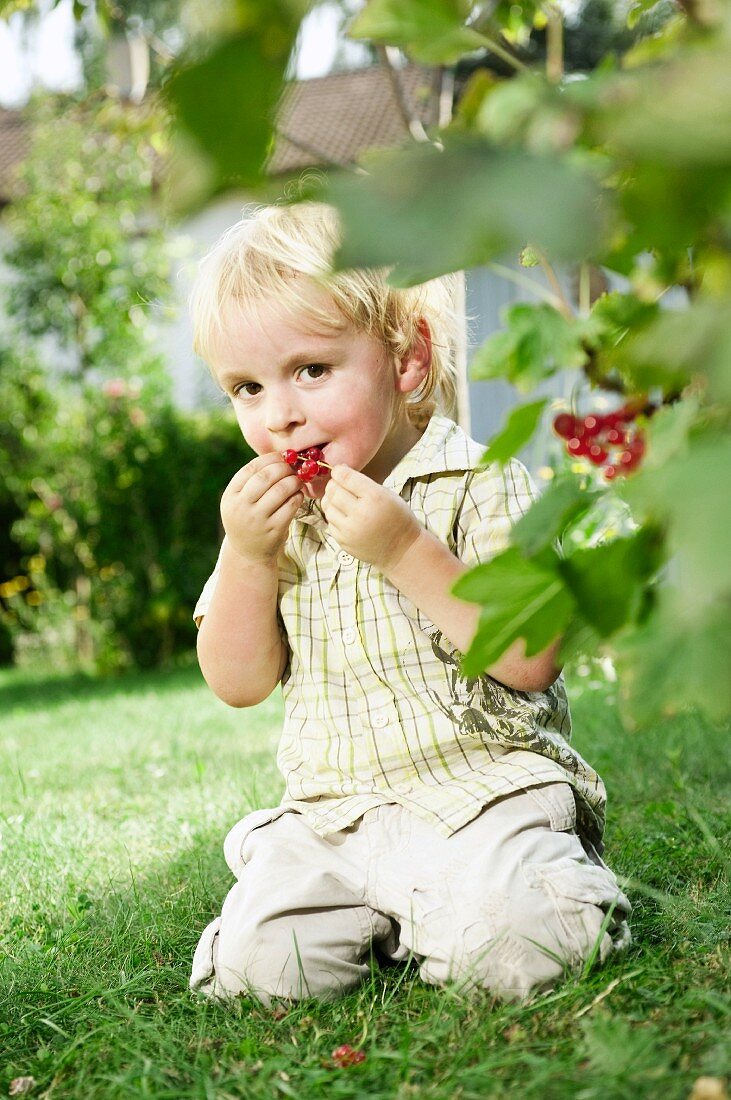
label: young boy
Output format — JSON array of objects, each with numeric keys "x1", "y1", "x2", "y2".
[{"x1": 188, "y1": 201, "x2": 631, "y2": 1006}]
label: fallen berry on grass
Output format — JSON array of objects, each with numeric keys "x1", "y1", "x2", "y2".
[{"x1": 331, "y1": 1044, "x2": 366, "y2": 1068}]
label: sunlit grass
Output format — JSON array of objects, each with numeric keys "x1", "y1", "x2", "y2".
[{"x1": 1, "y1": 662, "x2": 729, "y2": 1098}]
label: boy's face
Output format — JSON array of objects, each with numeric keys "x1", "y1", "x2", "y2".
[{"x1": 210, "y1": 282, "x2": 428, "y2": 499}]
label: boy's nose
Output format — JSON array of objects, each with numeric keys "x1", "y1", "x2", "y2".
[{"x1": 264, "y1": 391, "x2": 305, "y2": 435}]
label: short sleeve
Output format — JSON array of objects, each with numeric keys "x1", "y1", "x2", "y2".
[
  {"x1": 193, "y1": 538, "x2": 227, "y2": 626},
  {"x1": 454, "y1": 458, "x2": 538, "y2": 568}
]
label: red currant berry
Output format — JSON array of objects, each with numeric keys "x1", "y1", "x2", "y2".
[
  {"x1": 605, "y1": 427, "x2": 626, "y2": 447},
  {"x1": 567, "y1": 436, "x2": 589, "y2": 456},
  {"x1": 304, "y1": 446, "x2": 324, "y2": 462},
  {"x1": 297, "y1": 459, "x2": 320, "y2": 482},
  {"x1": 618, "y1": 449, "x2": 636, "y2": 468},
  {"x1": 603, "y1": 464, "x2": 618, "y2": 480},
  {"x1": 581, "y1": 414, "x2": 604, "y2": 438},
  {"x1": 588, "y1": 444, "x2": 608, "y2": 465},
  {"x1": 628, "y1": 432, "x2": 646, "y2": 458},
  {"x1": 282, "y1": 449, "x2": 299, "y2": 467},
  {"x1": 553, "y1": 413, "x2": 576, "y2": 439}
]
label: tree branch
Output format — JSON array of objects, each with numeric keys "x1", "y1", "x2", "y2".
[{"x1": 376, "y1": 45, "x2": 434, "y2": 144}]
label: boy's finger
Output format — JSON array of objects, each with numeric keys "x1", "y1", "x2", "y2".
[
  {"x1": 330, "y1": 465, "x2": 366, "y2": 497},
  {"x1": 227, "y1": 452, "x2": 282, "y2": 493}
]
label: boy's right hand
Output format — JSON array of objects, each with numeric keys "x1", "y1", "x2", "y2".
[{"x1": 220, "y1": 453, "x2": 304, "y2": 565}]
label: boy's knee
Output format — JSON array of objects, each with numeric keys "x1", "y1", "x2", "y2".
[
  {"x1": 199, "y1": 914, "x2": 370, "y2": 1005},
  {"x1": 418, "y1": 876, "x2": 631, "y2": 1001},
  {"x1": 419, "y1": 920, "x2": 569, "y2": 1001}
]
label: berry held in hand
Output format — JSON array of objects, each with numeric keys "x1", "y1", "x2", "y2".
[
  {"x1": 282, "y1": 446, "x2": 332, "y2": 483},
  {"x1": 552, "y1": 399, "x2": 653, "y2": 480}
]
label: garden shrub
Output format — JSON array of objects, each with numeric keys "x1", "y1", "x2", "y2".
[{"x1": 1, "y1": 369, "x2": 252, "y2": 672}]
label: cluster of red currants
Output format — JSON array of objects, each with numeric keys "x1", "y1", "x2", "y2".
[
  {"x1": 330, "y1": 1044, "x2": 366, "y2": 1068},
  {"x1": 553, "y1": 400, "x2": 651, "y2": 480},
  {"x1": 282, "y1": 446, "x2": 331, "y2": 483}
]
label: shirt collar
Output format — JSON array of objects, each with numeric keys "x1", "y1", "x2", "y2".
[
  {"x1": 293, "y1": 415, "x2": 478, "y2": 528},
  {"x1": 383, "y1": 414, "x2": 480, "y2": 495}
]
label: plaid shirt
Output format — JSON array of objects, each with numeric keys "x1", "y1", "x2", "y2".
[{"x1": 195, "y1": 415, "x2": 607, "y2": 850}]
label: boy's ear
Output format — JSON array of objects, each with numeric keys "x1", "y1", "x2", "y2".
[{"x1": 397, "y1": 318, "x2": 432, "y2": 394}]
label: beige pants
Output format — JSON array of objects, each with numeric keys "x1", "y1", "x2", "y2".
[{"x1": 190, "y1": 782, "x2": 631, "y2": 1005}]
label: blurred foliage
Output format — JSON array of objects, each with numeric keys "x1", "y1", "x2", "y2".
[
  {"x1": 0, "y1": 93, "x2": 254, "y2": 671},
  {"x1": 0, "y1": 363, "x2": 251, "y2": 671},
  {"x1": 2, "y1": 95, "x2": 172, "y2": 381}
]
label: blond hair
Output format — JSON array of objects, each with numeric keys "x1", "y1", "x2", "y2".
[{"x1": 189, "y1": 200, "x2": 462, "y2": 429}]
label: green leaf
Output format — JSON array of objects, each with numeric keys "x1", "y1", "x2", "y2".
[
  {"x1": 309, "y1": 134, "x2": 610, "y2": 285},
  {"x1": 512, "y1": 477, "x2": 601, "y2": 557},
  {"x1": 620, "y1": 298, "x2": 731, "y2": 405},
  {"x1": 559, "y1": 526, "x2": 665, "y2": 638},
  {"x1": 600, "y1": 43, "x2": 731, "y2": 168},
  {"x1": 623, "y1": 430, "x2": 731, "y2": 610},
  {"x1": 165, "y1": 21, "x2": 296, "y2": 193},
  {"x1": 588, "y1": 291, "x2": 659, "y2": 339},
  {"x1": 613, "y1": 592, "x2": 731, "y2": 728},
  {"x1": 479, "y1": 398, "x2": 548, "y2": 468},
  {"x1": 639, "y1": 395, "x2": 700, "y2": 471},
  {"x1": 453, "y1": 546, "x2": 574, "y2": 676},
  {"x1": 347, "y1": 0, "x2": 491, "y2": 64},
  {"x1": 470, "y1": 303, "x2": 591, "y2": 391},
  {"x1": 557, "y1": 613, "x2": 605, "y2": 666}
]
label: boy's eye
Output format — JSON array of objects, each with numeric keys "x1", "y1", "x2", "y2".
[
  {"x1": 300, "y1": 363, "x2": 328, "y2": 380},
  {"x1": 233, "y1": 382, "x2": 261, "y2": 399},
  {"x1": 231, "y1": 364, "x2": 328, "y2": 401}
]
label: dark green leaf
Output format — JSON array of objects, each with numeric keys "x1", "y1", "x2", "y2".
[
  {"x1": 512, "y1": 477, "x2": 601, "y2": 557},
  {"x1": 557, "y1": 613, "x2": 604, "y2": 666},
  {"x1": 453, "y1": 546, "x2": 574, "y2": 676},
  {"x1": 470, "y1": 303, "x2": 591, "y2": 391},
  {"x1": 479, "y1": 398, "x2": 548, "y2": 467},
  {"x1": 559, "y1": 526, "x2": 665, "y2": 638},
  {"x1": 166, "y1": 22, "x2": 296, "y2": 192}
]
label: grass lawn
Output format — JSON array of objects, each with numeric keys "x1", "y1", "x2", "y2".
[{"x1": 0, "y1": 660, "x2": 728, "y2": 1099}]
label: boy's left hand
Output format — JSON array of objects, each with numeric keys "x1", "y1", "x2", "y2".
[{"x1": 321, "y1": 465, "x2": 423, "y2": 574}]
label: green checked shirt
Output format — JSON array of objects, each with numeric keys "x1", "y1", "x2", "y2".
[{"x1": 195, "y1": 414, "x2": 608, "y2": 851}]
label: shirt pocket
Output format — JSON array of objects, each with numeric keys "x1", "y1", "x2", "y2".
[{"x1": 222, "y1": 806, "x2": 291, "y2": 877}]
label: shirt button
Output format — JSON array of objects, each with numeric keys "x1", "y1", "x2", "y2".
[
  {"x1": 337, "y1": 550, "x2": 355, "y2": 565},
  {"x1": 394, "y1": 781, "x2": 411, "y2": 793},
  {"x1": 372, "y1": 713, "x2": 389, "y2": 728},
  {"x1": 342, "y1": 627, "x2": 357, "y2": 645}
]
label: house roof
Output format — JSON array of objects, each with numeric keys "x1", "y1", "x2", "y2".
[
  {"x1": 268, "y1": 63, "x2": 442, "y2": 174},
  {"x1": 0, "y1": 63, "x2": 444, "y2": 203}
]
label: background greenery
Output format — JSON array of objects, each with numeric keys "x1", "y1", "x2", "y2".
[
  {"x1": 0, "y1": 666, "x2": 728, "y2": 1098},
  {"x1": 0, "y1": 93, "x2": 254, "y2": 672}
]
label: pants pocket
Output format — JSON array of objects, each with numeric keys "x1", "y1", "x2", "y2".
[
  {"x1": 222, "y1": 806, "x2": 291, "y2": 876},
  {"x1": 523, "y1": 853, "x2": 632, "y2": 960},
  {"x1": 523, "y1": 781, "x2": 577, "y2": 832}
]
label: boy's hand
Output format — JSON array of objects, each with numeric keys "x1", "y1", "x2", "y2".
[
  {"x1": 321, "y1": 465, "x2": 422, "y2": 573},
  {"x1": 220, "y1": 452, "x2": 304, "y2": 565}
]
